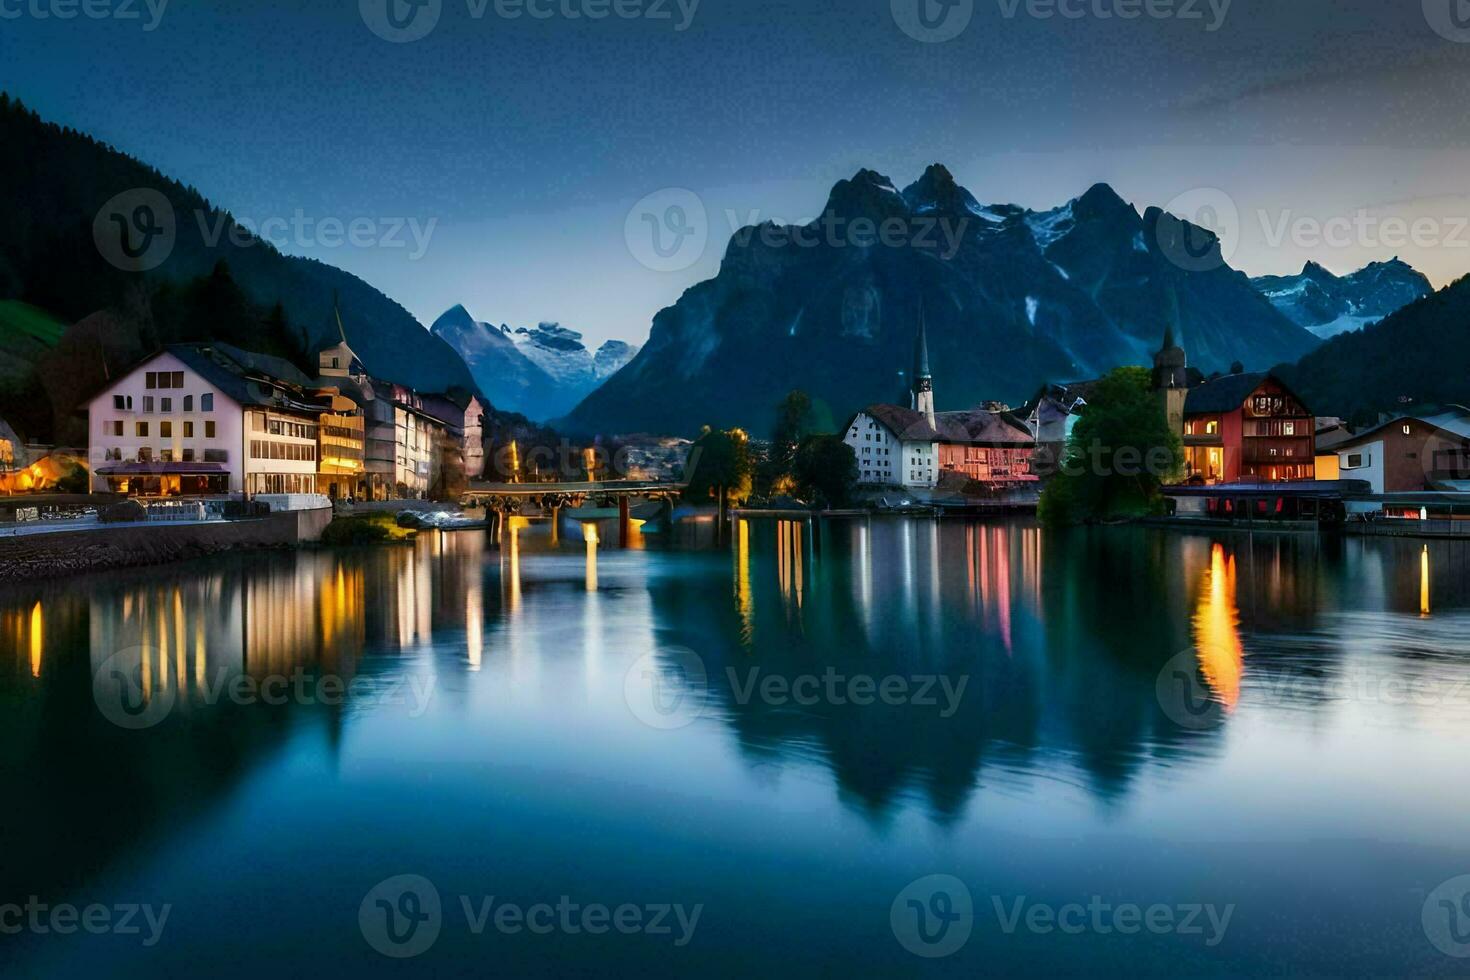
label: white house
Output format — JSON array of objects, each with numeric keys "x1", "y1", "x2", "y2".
[
  {"x1": 88, "y1": 343, "x2": 326, "y2": 497},
  {"x1": 844, "y1": 407, "x2": 938, "y2": 489}
]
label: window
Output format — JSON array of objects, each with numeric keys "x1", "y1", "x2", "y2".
[
  {"x1": 161, "y1": 398, "x2": 172, "y2": 412},
  {"x1": 1283, "y1": 422, "x2": 1295, "y2": 436},
  {"x1": 182, "y1": 449, "x2": 195, "y2": 462},
  {"x1": 184, "y1": 422, "x2": 194, "y2": 438},
  {"x1": 1206, "y1": 420, "x2": 1219, "y2": 435},
  {"x1": 108, "y1": 421, "x2": 123, "y2": 436},
  {"x1": 1403, "y1": 424, "x2": 1413, "y2": 436},
  {"x1": 184, "y1": 395, "x2": 193, "y2": 412},
  {"x1": 113, "y1": 395, "x2": 132, "y2": 411},
  {"x1": 172, "y1": 371, "x2": 184, "y2": 388},
  {"x1": 201, "y1": 393, "x2": 214, "y2": 412},
  {"x1": 1346, "y1": 453, "x2": 1365, "y2": 469},
  {"x1": 204, "y1": 449, "x2": 227, "y2": 463},
  {"x1": 143, "y1": 397, "x2": 154, "y2": 413},
  {"x1": 135, "y1": 422, "x2": 148, "y2": 437},
  {"x1": 146, "y1": 372, "x2": 157, "y2": 389},
  {"x1": 331, "y1": 357, "x2": 340, "y2": 368},
  {"x1": 160, "y1": 450, "x2": 173, "y2": 462},
  {"x1": 205, "y1": 421, "x2": 216, "y2": 439},
  {"x1": 160, "y1": 421, "x2": 172, "y2": 438}
]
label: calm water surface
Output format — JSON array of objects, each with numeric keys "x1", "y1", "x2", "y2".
[{"x1": 4, "y1": 519, "x2": 1470, "y2": 977}]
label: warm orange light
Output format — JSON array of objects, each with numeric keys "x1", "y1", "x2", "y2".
[
  {"x1": 28, "y1": 601, "x2": 42, "y2": 678},
  {"x1": 1421, "y1": 546, "x2": 1431, "y2": 618},
  {"x1": 1193, "y1": 544, "x2": 1244, "y2": 711}
]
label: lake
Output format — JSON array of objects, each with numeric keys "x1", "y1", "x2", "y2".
[{"x1": 3, "y1": 518, "x2": 1470, "y2": 977}]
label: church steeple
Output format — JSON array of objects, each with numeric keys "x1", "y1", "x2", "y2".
[{"x1": 911, "y1": 300, "x2": 936, "y2": 426}]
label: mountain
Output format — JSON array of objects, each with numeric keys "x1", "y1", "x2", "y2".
[
  {"x1": 0, "y1": 93, "x2": 476, "y2": 397},
  {"x1": 1252, "y1": 259, "x2": 1431, "y2": 339},
  {"x1": 1275, "y1": 275, "x2": 1470, "y2": 424},
  {"x1": 431, "y1": 305, "x2": 638, "y2": 421},
  {"x1": 562, "y1": 166, "x2": 1320, "y2": 437}
]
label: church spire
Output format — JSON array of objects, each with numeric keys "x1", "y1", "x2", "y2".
[{"x1": 911, "y1": 299, "x2": 936, "y2": 426}]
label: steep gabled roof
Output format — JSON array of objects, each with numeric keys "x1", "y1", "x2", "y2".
[
  {"x1": 1184, "y1": 372, "x2": 1269, "y2": 415},
  {"x1": 166, "y1": 343, "x2": 319, "y2": 413},
  {"x1": 856, "y1": 404, "x2": 1033, "y2": 445}
]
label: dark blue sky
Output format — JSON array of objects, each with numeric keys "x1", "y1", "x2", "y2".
[{"x1": 4, "y1": 0, "x2": 1470, "y2": 345}]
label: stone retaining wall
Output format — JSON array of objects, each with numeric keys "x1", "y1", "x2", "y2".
[{"x1": 0, "y1": 509, "x2": 329, "y2": 582}]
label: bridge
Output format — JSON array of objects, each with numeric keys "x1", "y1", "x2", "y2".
[{"x1": 461, "y1": 480, "x2": 686, "y2": 547}]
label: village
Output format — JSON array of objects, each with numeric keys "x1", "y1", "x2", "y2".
[{"x1": 1, "y1": 302, "x2": 1468, "y2": 541}]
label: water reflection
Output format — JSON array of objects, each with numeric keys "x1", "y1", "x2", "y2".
[
  {"x1": 1193, "y1": 544, "x2": 1244, "y2": 712},
  {"x1": 5, "y1": 522, "x2": 1470, "y2": 927}
]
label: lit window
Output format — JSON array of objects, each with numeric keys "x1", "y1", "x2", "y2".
[{"x1": 1403, "y1": 425, "x2": 1413, "y2": 435}]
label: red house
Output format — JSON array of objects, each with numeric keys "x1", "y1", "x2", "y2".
[{"x1": 1182, "y1": 373, "x2": 1315, "y2": 484}]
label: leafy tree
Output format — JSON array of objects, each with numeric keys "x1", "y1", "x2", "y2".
[
  {"x1": 754, "y1": 390, "x2": 814, "y2": 499},
  {"x1": 792, "y1": 434, "x2": 857, "y2": 508},
  {"x1": 683, "y1": 426, "x2": 753, "y2": 507},
  {"x1": 1039, "y1": 366, "x2": 1183, "y2": 526}
]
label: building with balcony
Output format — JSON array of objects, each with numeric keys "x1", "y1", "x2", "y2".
[{"x1": 1182, "y1": 372, "x2": 1316, "y2": 484}]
